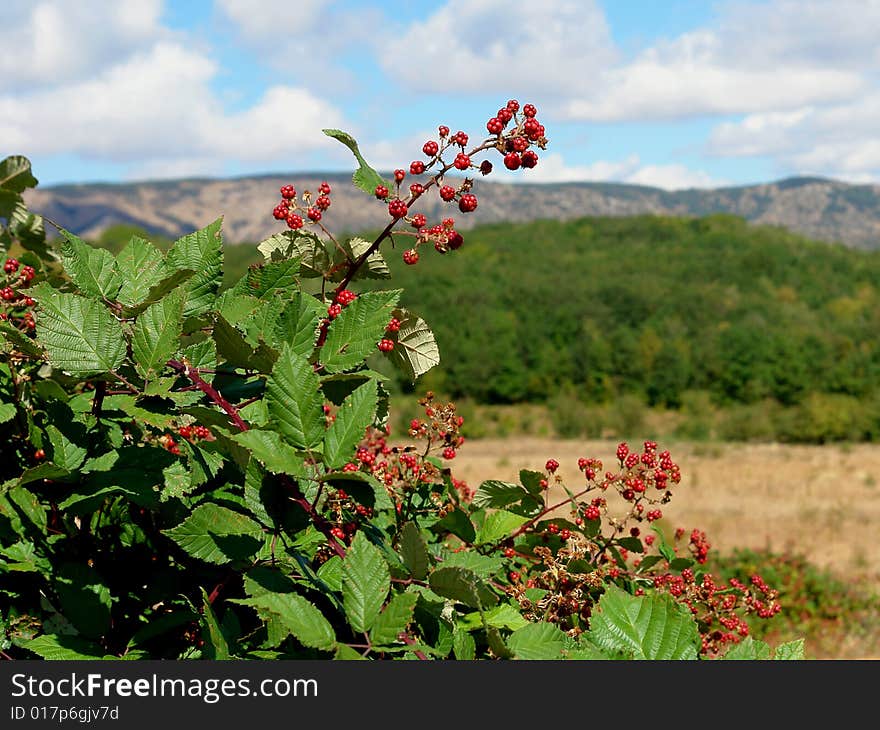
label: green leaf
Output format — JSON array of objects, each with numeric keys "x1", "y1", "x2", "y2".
[
  {"x1": 132, "y1": 287, "x2": 185, "y2": 381},
  {"x1": 459, "y1": 603, "x2": 529, "y2": 632},
  {"x1": 243, "y1": 258, "x2": 301, "y2": 298},
  {"x1": 115, "y1": 236, "x2": 171, "y2": 307},
  {"x1": 668, "y1": 557, "x2": 694, "y2": 571},
  {"x1": 213, "y1": 314, "x2": 278, "y2": 373},
  {"x1": 507, "y1": 622, "x2": 568, "y2": 660},
  {"x1": 59, "y1": 228, "x2": 121, "y2": 300},
  {"x1": 0, "y1": 540, "x2": 49, "y2": 573},
  {"x1": 45, "y1": 425, "x2": 86, "y2": 471},
  {"x1": 123, "y1": 268, "x2": 195, "y2": 317},
  {"x1": 271, "y1": 292, "x2": 323, "y2": 356},
  {"x1": 55, "y1": 563, "x2": 112, "y2": 639},
  {"x1": 369, "y1": 591, "x2": 419, "y2": 646},
  {"x1": 440, "y1": 551, "x2": 503, "y2": 580},
  {"x1": 428, "y1": 567, "x2": 496, "y2": 609},
  {"x1": 265, "y1": 344, "x2": 325, "y2": 450},
  {"x1": 31, "y1": 285, "x2": 126, "y2": 377},
  {"x1": 0, "y1": 319, "x2": 44, "y2": 358},
  {"x1": 519, "y1": 469, "x2": 545, "y2": 496},
  {"x1": 452, "y1": 627, "x2": 476, "y2": 660},
  {"x1": 722, "y1": 636, "x2": 772, "y2": 660},
  {"x1": 257, "y1": 229, "x2": 331, "y2": 278},
  {"x1": 199, "y1": 588, "x2": 231, "y2": 660},
  {"x1": 334, "y1": 644, "x2": 366, "y2": 660},
  {"x1": 233, "y1": 593, "x2": 336, "y2": 651},
  {"x1": 322, "y1": 129, "x2": 391, "y2": 195},
  {"x1": 434, "y1": 507, "x2": 476, "y2": 544},
  {"x1": 333, "y1": 237, "x2": 391, "y2": 281},
  {"x1": 232, "y1": 430, "x2": 306, "y2": 476},
  {"x1": 472, "y1": 480, "x2": 530, "y2": 510},
  {"x1": 342, "y1": 532, "x2": 390, "y2": 633},
  {"x1": 386, "y1": 308, "x2": 440, "y2": 380},
  {"x1": 162, "y1": 503, "x2": 265, "y2": 564},
  {"x1": 617, "y1": 537, "x2": 644, "y2": 553},
  {"x1": 652, "y1": 525, "x2": 676, "y2": 563},
  {"x1": 0, "y1": 155, "x2": 38, "y2": 192},
  {"x1": 773, "y1": 638, "x2": 805, "y2": 660},
  {"x1": 160, "y1": 461, "x2": 192, "y2": 502},
  {"x1": 475, "y1": 510, "x2": 529, "y2": 545},
  {"x1": 316, "y1": 555, "x2": 343, "y2": 593},
  {"x1": 24, "y1": 634, "x2": 106, "y2": 660},
  {"x1": 166, "y1": 218, "x2": 223, "y2": 319},
  {"x1": 399, "y1": 521, "x2": 430, "y2": 581},
  {"x1": 323, "y1": 379, "x2": 377, "y2": 469},
  {"x1": 319, "y1": 290, "x2": 401, "y2": 373},
  {"x1": 587, "y1": 584, "x2": 700, "y2": 660}
]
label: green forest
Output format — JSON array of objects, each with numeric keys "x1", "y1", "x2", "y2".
[{"x1": 93, "y1": 214, "x2": 880, "y2": 443}]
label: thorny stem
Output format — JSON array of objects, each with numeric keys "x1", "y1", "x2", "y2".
[{"x1": 167, "y1": 359, "x2": 249, "y2": 431}]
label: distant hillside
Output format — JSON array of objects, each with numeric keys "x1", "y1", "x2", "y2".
[{"x1": 22, "y1": 172, "x2": 880, "y2": 249}]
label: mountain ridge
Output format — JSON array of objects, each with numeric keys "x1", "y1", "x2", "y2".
[{"x1": 22, "y1": 172, "x2": 880, "y2": 249}]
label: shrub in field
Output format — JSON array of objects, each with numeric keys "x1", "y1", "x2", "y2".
[{"x1": 0, "y1": 106, "x2": 803, "y2": 660}]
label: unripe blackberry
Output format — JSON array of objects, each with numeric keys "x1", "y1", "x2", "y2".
[{"x1": 458, "y1": 193, "x2": 478, "y2": 213}]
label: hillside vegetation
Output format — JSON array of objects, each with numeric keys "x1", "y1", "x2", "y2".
[{"x1": 96, "y1": 214, "x2": 880, "y2": 442}]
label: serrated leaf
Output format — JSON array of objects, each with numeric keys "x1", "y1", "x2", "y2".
[
  {"x1": 440, "y1": 551, "x2": 503, "y2": 579},
  {"x1": 323, "y1": 378, "x2": 377, "y2": 469},
  {"x1": 257, "y1": 229, "x2": 331, "y2": 278},
  {"x1": 160, "y1": 460, "x2": 192, "y2": 502},
  {"x1": 213, "y1": 314, "x2": 278, "y2": 373},
  {"x1": 232, "y1": 429, "x2": 306, "y2": 476},
  {"x1": 369, "y1": 591, "x2": 419, "y2": 646},
  {"x1": 31, "y1": 285, "x2": 126, "y2": 377},
  {"x1": 618, "y1": 537, "x2": 644, "y2": 553},
  {"x1": 332, "y1": 237, "x2": 390, "y2": 281},
  {"x1": 116, "y1": 236, "x2": 171, "y2": 307},
  {"x1": 342, "y1": 532, "x2": 390, "y2": 632},
  {"x1": 0, "y1": 319, "x2": 44, "y2": 357},
  {"x1": 319, "y1": 290, "x2": 401, "y2": 373},
  {"x1": 399, "y1": 521, "x2": 430, "y2": 581},
  {"x1": 200, "y1": 588, "x2": 231, "y2": 659},
  {"x1": 434, "y1": 506, "x2": 476, "y2": 544},
  {"x1": 722, "y1": 635, "x2": 772, "y2": 660},
  {"x1": 0, "y1": 155, "x2": 38, "y2": 192},
  {"x1": 59, "y1": 228, "x2": 121, "y2": 300},
  {"x1": 475, "y1": 510, "x2": 529, "y2": 545},
  {"x1": 588, "y1": 584, "x2": 700, "y2": 660},
  {"x1": 45, "y1": 425, "x2": 86, "y2": 471},
  {"x1": 0, "y1": 540, "x2": 49, "y2": 573},
  {"x1": 162, "y1": 503, "x2": 264, "y2": 564},
  {"x1": 316, "y1": 555, "x2": 343, "y2": 593},
  {"x1": 55, "y1": 562, "x2": 111, "y2": 639},
  {"x1": 271, "y1": 291, "x2": 323, "y2": 355},
  {"x1": 322, "y1": 129, "x2": 391, "y2": 195},
  {"x1": 387, "y1": 308, "x2": 440, "y2": 380},
  {"x1": 166, "y1": 218, "x2": 223, "y2": 319},
  {"x1": 132, "y1": 287, "x2": 184, "y2": 381},
  {"x1": 508, "y1": 622, "x2": 568, "y2": 660},
  {"x1": 472, "y1": 480, "x2": 530, "y2": 510},
  {"x1": 24, "y1": 634, "x2": 106, "y2": 660},
  {"x1": 123, "y1": 267, "x2": 195, "y2": 316},
  {"x1": 452, "y1": 627, "x2": 476, "y2": 660},
  {"x1": 773, "y1": 638, "x2": 805, "y2": 660},
  {"x1": 243, "y1": 258, "x2": 301, "y2": 298},
  {"x1": 428, "y1": 567, "x2": 485, "y2": 609},
  {"x1": 265, "y1": 344, "x2": 325, "y2": 450},
  {"x1": 519, "y1": 469, "x2": 545, "y2": 496},
  {"x1": 233, "y1": 593, "x2": 336, "y2": 651}
]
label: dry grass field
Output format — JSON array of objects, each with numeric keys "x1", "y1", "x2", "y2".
[{"x1": 450, "y1": 438, "x2": 880, "y2": 658}]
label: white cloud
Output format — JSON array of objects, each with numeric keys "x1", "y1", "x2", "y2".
[
  {"x1": 506, "y1": 152, "x2": 722, "y2": 190},
  {"x1": 0, "y1": 14, "x2": 350, "y2": 180},
  {"x1": 380, "y1": 0, "x2": 616, "y2": 99},
  {"x1": 0, "y1": 0, "x2": 168, "y2": 92}
]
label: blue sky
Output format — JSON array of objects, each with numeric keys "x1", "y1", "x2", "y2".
[{"x1": 2, "y1": 0, "x2": 878, "y2": 190}]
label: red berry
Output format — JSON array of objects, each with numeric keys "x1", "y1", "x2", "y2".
[
  {"x1": 497, "y1": 108, "x2": 513, "y2": 124},
  {"x1": 315, "y1": 195, "x2": 331, "y2": 211},
  {"x1": 513, "y1": 136, "x2": 529, "y2": 152},
  {"x1": 446, "y1": 231, "x2": 463, "y2": 250},
  {"x1": 502, "y1": 547, "x2": 515, "y2": 558},
  {"x1": 453, "y1": 153, "x2": 470, "y2": 170},
  {"x1": 479, "y1": 160, "x2": 493, "y2": 175},
  {"x1": 423, "y1": 140, "x2": 439, "y2": 157},
  {"x1": 286, "y1": 214, "x2": 304, "y2": 229},
  {"x1": 458, "y1": 193, "x2": 478, "y2": 213},
  {"x1": 307, "y1": 207, "x2": 321, "y2": 222},
  {"x1": 409, "y1": 183, "x2": 424, "y2": 197},
  {"x1": 387, "y1": 318, "x2": 401, "y2": 332},
  {"x1": 545, "y1": 458, "x2": 559, "y2": 473},
  {"x1": 438, "y1": 125, "x2": 449, "y2": 138},
  {"x1": 4, "y1": 258, "x2": 19, "y2": 274},
  {"x1": 402, "y1": 248, "x2": 419, "y2": 265},
  {"x1": 486, "y1": 117, "x2": 504, "y2": 134},
  {"x1": 280, "y1": 184, "x2": 296, "y2": 199},
  {"x1": 375, "y1": 184, "x2": 389, "y2": 199},
  {"x1": 523, "y1": 103, "x2": 537, "y2": 117},
  {"x1": 503, "y1": 152, "x2": 521, "y2": 170},
  {"x1": 330, "y1": 527, "x2": 345, "y2": 540},
  {"x1": 193, "y1": 425, "x2": 211, "y2": 439},
  {"x1": 318, "y1": 181, "x2": 331, "y2": 194},
  {"x1": 272, "y1": 203, "x2": 289, "y2": 220},
  {"x1": 410, "y1": 160, "x2": 425, "y2": 175},
  {"x1": 20, "y1": 266, "x2": 35, "y2": 282},
  {"x1": 394, "y1": 169, "x2": 406, "y2": 183},
  {"x1": 506, "y1": 99, "x2": 520, "y2": 112},
  {"x1": 336, "y1": 290, "x2": 357, "y2": 306},
  {"x1": 378, "y1": 338, "x2": 395, "y2": 352},
  {"x1": 443, "y1": 447, "x2": 456, "y2": 460},
  {"x1": 439, "y1": 185, "x2": 456, "y2": 201},
  {"x1": 454, "y1": 131, "x2": 468, "y2": 146},
  {"x1": 178, "y1": 425, "x2": 193, "y2": 439},
  {"x1": 327, "y1": 303, "x2": 342, "y2": 319},
  {"x1": 410, "y1": 213, "x2": 427, "y2": 229},
  {"x1": 521, "y1": 151, "x2": 538, "y2": 168},
  {"x1": 0, "y1": 287, "x2": 15, "y2": 301},
  {"x1": 388, "y1": 199, "x2": 408, "y2": 218},
  {"x1": 34, "y1": 448, "x2": 45, "y2": 461}
]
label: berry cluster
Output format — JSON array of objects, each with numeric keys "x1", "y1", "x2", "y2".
[
  {"x1": 271, "y1": 181, "x2": 333, "y2": 230},
  {"x1": 158, "y1": 423, "x2": 213, "y2": 455},
  {"x1": 0, "y1": 257, "x2": 37, "y2": 332}
]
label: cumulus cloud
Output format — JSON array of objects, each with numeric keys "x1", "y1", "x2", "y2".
[{"x1": 379, "y1": 0, "x2": 616, "y2": 99}]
